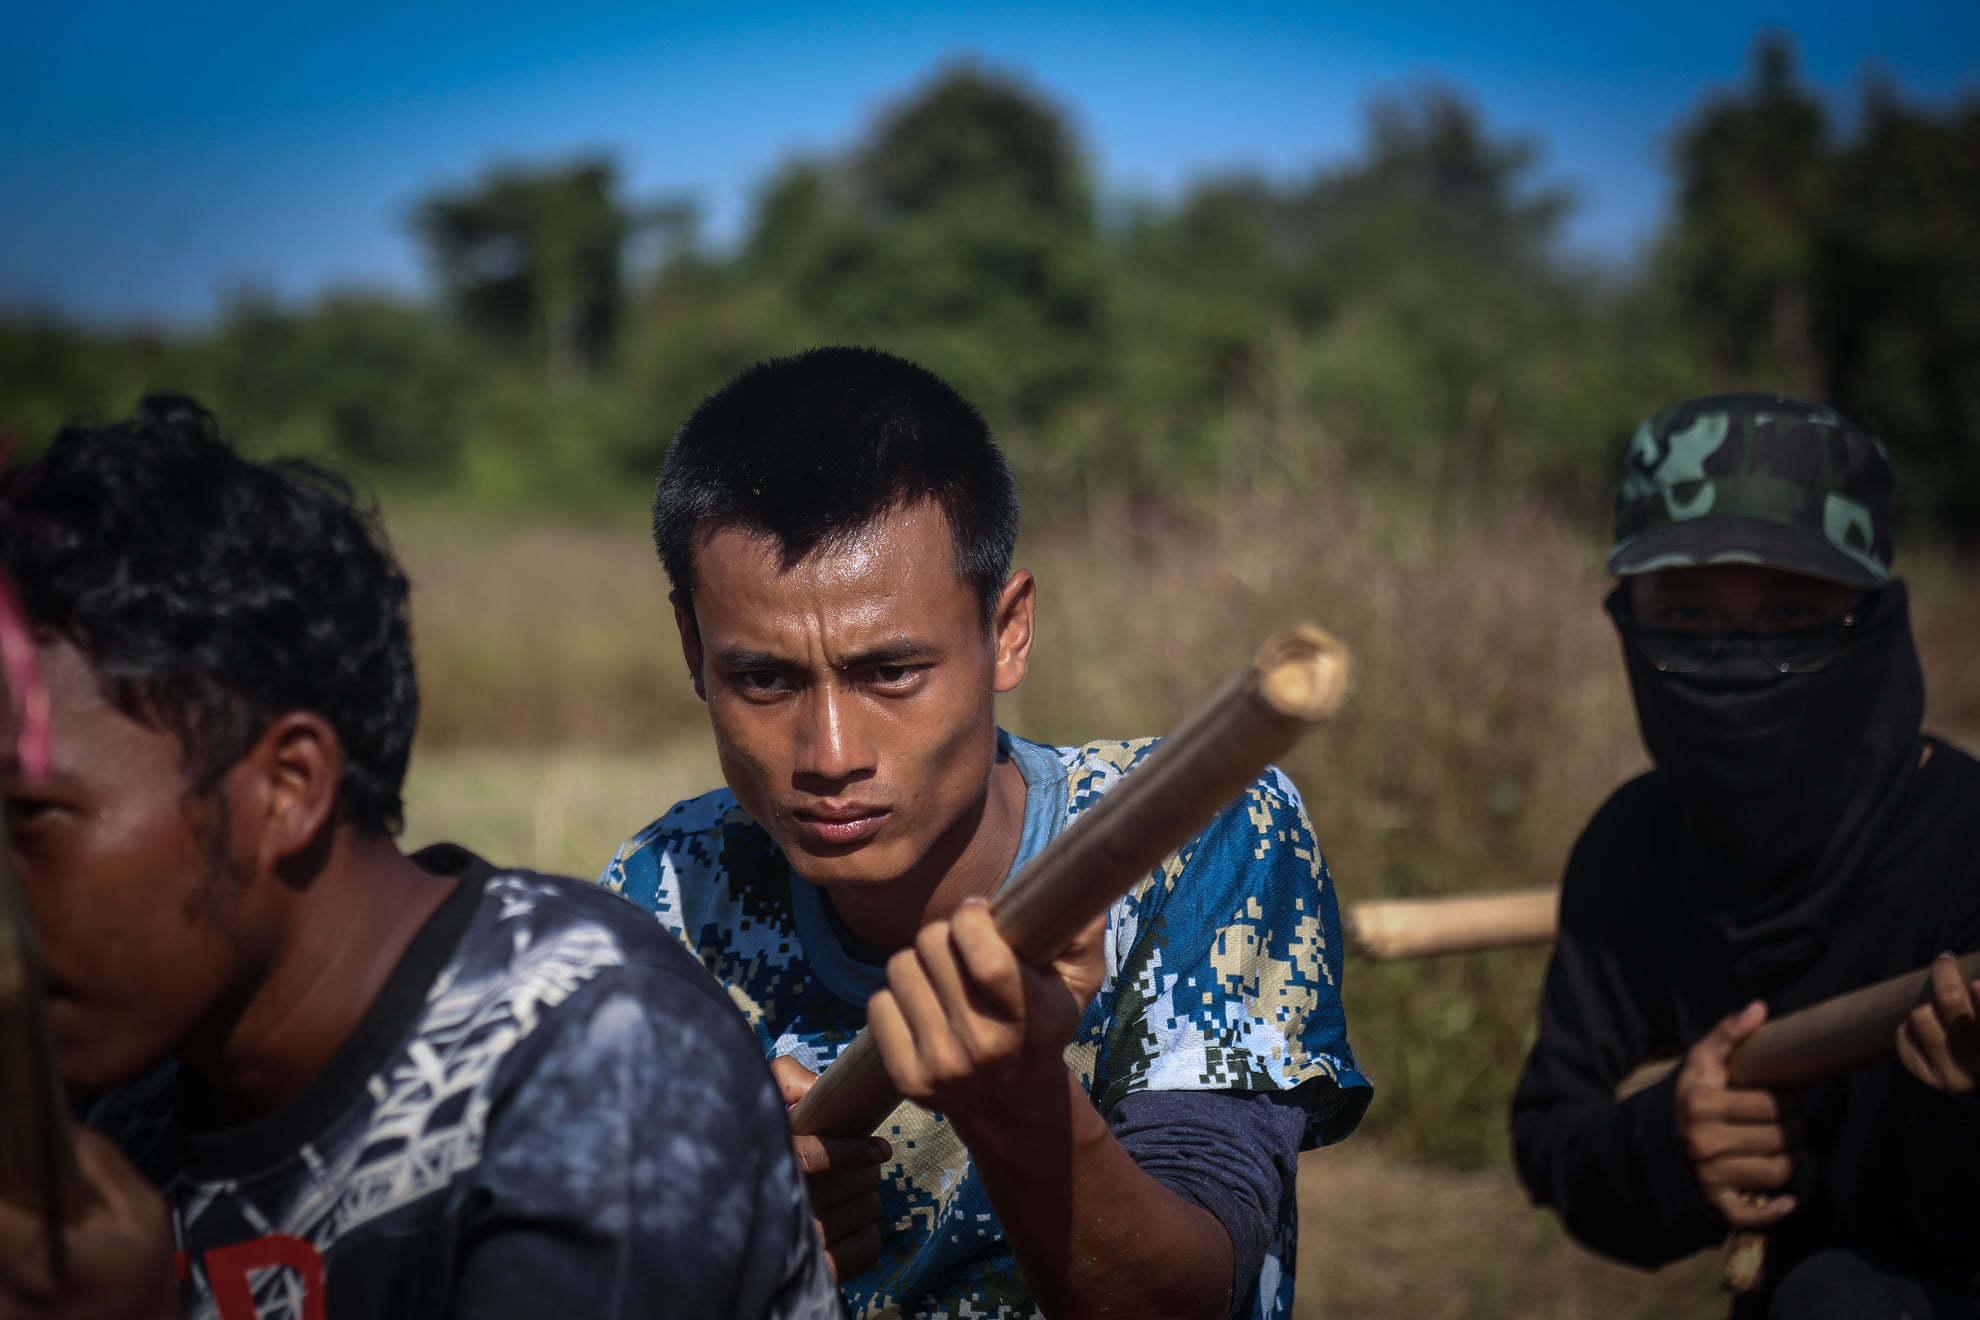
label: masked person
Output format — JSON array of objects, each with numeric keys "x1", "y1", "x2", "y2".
[
  {"x1": 1511, "y1": 395, "x2": 1980, "y2": 1318},
  {"x1": 599, "y1": 347, "x2": 1371, "y2": 1320},
  {"x1": 0, "y1": 397, "x2": 838, "y2": 1320}
]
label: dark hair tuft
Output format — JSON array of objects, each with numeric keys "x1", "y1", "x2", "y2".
[
  {"x1": 652, "y1": 347, "x2": 1020, "y2": 625},
  {"x1": 0, "y1": 393, "x2": 418, "y2": 834}
]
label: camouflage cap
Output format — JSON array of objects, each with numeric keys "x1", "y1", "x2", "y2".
[{"x1": 1608, "y1": 393, "x2": 1895, "y2": 588}]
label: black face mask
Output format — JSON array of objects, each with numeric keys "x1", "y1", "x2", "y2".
[{"x1": 1608, "y1": 581, "x2": 1925, "y2": 980}]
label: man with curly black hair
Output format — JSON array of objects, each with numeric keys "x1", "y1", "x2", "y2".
[{"x1": 0, "y1": 396, "x2": 840, "y2": 1320}]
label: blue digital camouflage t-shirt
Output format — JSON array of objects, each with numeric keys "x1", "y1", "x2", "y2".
[{"x1": 601, "y1": 731, "x2": 1371, "y2": 1320}]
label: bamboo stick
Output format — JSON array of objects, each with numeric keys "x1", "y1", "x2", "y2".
[
  {"x1": 1613, "y1": 949, "x2": 1980, "y2": 1101},
  {"x1": 1345, "y1": 888, "x2": 1559, "y2": 961}
]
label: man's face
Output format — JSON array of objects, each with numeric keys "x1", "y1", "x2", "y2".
[
  {"x1": 1627, "y1": 563, "x2": 1863, "y2": 634},
  {"x1": 3, "y1": 639, "x2": 261, "y2": 1093},
  {"x1": 678, "y1": 500, "x2": 1031, "y2": 890}
]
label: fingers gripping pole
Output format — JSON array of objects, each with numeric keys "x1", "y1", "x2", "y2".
[
  {"x1": 1608, "y1": 953, "x2": 1980, "y2": 1300},
  {"x1": 1613, "y1": 949, "x2": 1980, "y2": 1102},
  {"x1": 789, "y1": 626, "x2": 1354, "y2": 1140}
]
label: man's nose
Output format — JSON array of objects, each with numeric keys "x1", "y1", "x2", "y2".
[{"x1": 794, "y1": 685, "x2": 873, "y2": 784}]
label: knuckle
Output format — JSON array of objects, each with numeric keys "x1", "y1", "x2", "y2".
[
  {"x1": 952, "y1": 1021, "x2": 988, "y2": 1065},
  {"x1": 931, "y1": 1040, "x2": 972, "y2": 1083}
]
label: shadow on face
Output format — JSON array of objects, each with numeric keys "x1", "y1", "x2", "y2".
[
  {"x1": 3, "y1": 639, "x2": 259, "y2": 1093},
  {"x1": 1626, "y1": 564, "x2": 1865, "y2": 635}
]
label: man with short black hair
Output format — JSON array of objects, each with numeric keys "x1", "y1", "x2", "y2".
[
  {"x1": 1512, "y1": 394, "x2": 1980, "y2": 1317},
  {"x1": 0, "y1": 396, "x2": 838, "y2": 1319},
  {"x1": 603, "y1": 347, "x2": 1370, "y2": 1320}
]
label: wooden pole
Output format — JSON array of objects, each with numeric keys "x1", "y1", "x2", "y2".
[
  {"x1": 1613, "y1": 949, "x2": 1980, "y2": 1101},
  {"x1": 1609, "y1": 951, "x2": 1980, "y2": 1303},
  {"x1": 789, "y1": 625, "x2": 1353, "y2": 1139},
  {"x1": 1345, "y1": 889, "x2": 1558, "y2": 961}
]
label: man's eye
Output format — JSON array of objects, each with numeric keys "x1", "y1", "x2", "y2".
[
  {"x1": 1642, "y1": 604, "x2": 1715, "y2": 633},
  {"x1": 867, "y1": 664, "x2": 925, "y2": 691},
  {"x1": 1759, "y1": 602, "x2": 1830, "y2": 632},
  {"x1": 734, "y1": 670, "x2": 792, "y2": 695}
]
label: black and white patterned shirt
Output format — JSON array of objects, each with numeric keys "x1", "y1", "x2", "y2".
[{"x1": 90, "y1": 845, "x2": 841, "y2": 1320}]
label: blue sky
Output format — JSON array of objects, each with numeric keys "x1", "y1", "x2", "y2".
[{"x1": 4, "y1": 2, "x2": 1975, "y2": 326}]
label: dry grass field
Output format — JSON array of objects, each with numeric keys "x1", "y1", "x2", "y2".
[
  {"x1": 392, "y1": 489, "x2": 1977, "y2": 1317},
  {"x1": 1293, "y1": 1140, "x2": 1724, "y2": 1318}
]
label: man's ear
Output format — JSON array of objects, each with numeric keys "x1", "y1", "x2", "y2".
[
  {"x1": 236, "y1": 711, "x2": 343, "y2": 881},
  {"x1": 991, "y1": 569, "x2": 1035, "y2": 695},
  {"x1": 671, "y1": 589, "x2": 708, "y2": 702}
]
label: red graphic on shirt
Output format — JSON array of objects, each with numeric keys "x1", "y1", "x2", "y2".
[{"x1": 203, "y1": 1234, "x2": 327, "y2": 1320}]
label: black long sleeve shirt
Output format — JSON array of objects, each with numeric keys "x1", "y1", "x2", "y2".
[{"x1": 1511, "y1": 737, "x2": 1980, "y2": 1294}]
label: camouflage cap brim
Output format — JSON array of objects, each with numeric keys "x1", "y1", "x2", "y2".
[{"x1": 1607, "y1": 514, "x2": 1889, "y2": 588}]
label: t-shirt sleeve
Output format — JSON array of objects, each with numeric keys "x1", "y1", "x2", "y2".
[
  {"x1": 1093, "y1": 769, "x2": 1372, "y2": 1149},
  {"x1": 1509, "y1": 789, "x2": 1725, "y2": 1267},
  {"x1": 452, "y1": 965, "x2": 842, "y2": 1320},
  {"x1": 1110, "y1": 1089, "x2": 1306, "y2": 1320}
]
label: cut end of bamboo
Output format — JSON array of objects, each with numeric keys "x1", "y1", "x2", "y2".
[
  {"x1": 1253, "y1": 625, "x2": 1352, "y2": 722},
  {"x1": 1722, "y1": 1231, "x2": 1768, "y2": 1295}
]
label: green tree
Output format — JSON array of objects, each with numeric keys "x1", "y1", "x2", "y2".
[
  {"x1": 204, "y1": 294, "x2": 473, "y2": 478},
  {"x1": 414, "y1": 159, "x2": 632, "y2": 376},
  {"x1": 1818, "y1": 84, "x2": 1980, "y2": 538},
  {"x1": 1664, "y1": 35, "x2": 1835, "y2": 397},
  {"x1": 1108, "y1": 87, "x2": 1633, "y2": 502},
  {"x1": 734, "y1": 65, "x2": 1106, "y2": 432},
  {"x1": 1663, "y1": 36, "x2": 1980, "y2": 537}
]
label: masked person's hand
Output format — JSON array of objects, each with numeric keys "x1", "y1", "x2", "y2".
[
  {"x1": 1895, "y1": 952, "x2": 1980, "y2": 1094},
  {"x1": 867, "y1": 898, "x2": 1105, "y2": 1126},
  {"x1": 768, "y1": 1056, "x2": 891, "y2": 1283},
  {"x1": 1675, "y1": 1000, "x2": 1801, "y2": 1231},
  {"x1": 0, "y1": 1126, "x2": 180, "y2": 1320}
]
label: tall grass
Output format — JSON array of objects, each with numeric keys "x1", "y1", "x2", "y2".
[{"x1": 394, "y1": 483, "x2": 1980, "y2": 1166}]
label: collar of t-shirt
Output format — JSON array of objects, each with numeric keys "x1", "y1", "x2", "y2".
[
  {"x1": 790, "y1": 729, "x2": 1069, "y2": 1008},
  {"x1": 173, "y1": 846, "x2": 489, "y2": 1180}
]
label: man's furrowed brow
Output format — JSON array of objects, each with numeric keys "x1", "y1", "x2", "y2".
[
  {"x1": 709, "y1": 639, "x2": 941, "y2": 673},
  {"x1": 835, "y1": 639, "x2": 941, "y2": 670},
  {"x1": 711, "y1": 646, "x2": 797, "y2": 673}
]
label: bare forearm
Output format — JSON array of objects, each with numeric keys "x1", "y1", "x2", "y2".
[{"x1": 952, "y1": 1070, "x2": 1234, "y2": 1320}]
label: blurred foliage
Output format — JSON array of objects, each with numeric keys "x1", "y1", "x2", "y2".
[
  {"x1": 1667, "y1": 35, "x2": 1980, "y2": 537},
  {"x1": 5, "y1": 50, "x2": 1974, "y2": 535},
  {"x1": 414, "y1": 158, "x2": 633, "y2": 377},
  {"x1": 3, "y1": 45, "x2": 1977, "y2": 1170}
]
